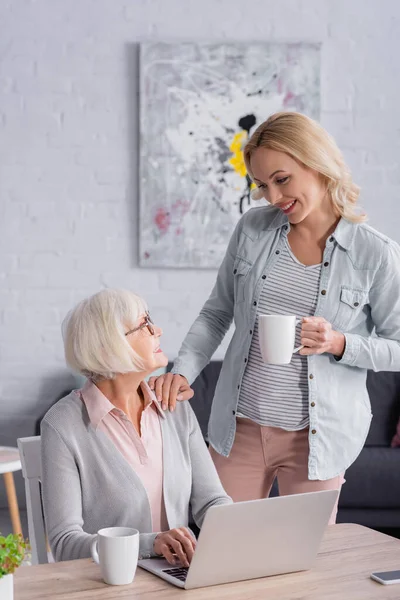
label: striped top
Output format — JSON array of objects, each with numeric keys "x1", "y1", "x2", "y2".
[{"x1": 237, "y1": 239, "x2": 322, "y2": 430}]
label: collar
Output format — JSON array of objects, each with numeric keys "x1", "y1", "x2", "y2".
[
  {"x1": 263, "y1": 206, "x2": 289, "y2": 231},
  {"x1": 330, "y1": 217, "x2": 356, "y2": 251},
  {"x1": 141, "y1": 380, "x2": 166, "y2": 419},
  {"x1": 262, "y1": 207, "x2": 355, "y2": 251},
  {"x1": 81, "y1": 379, "x2": 165, "y2": 430}
]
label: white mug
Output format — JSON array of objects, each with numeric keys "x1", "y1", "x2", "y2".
[
  {"x1": 258, "y1": 314, "x2": 304, "y2": 365},
  {"x1": 91, "y1": 527, "x2": 139, "y2": 586}
]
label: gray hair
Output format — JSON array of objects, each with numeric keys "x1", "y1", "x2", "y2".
[{"x1": 62, "y1": 288, "x2": 149, "y2": 381}]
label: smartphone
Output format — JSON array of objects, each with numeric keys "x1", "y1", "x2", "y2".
[{"x1": 371, "y1": 570, "x2": 400, "y2": 585}]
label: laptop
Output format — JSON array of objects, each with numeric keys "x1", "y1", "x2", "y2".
[{"x1": 138, "y1": 489, "x2": 338, "y2": 590}]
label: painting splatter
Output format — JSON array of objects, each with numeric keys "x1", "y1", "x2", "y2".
[{"x1": 139, "y1": 43, "x2": 320, "y2": 268}]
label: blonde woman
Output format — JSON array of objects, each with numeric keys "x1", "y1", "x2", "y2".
[
  {"x1": 149, "y1": 112, "x2": 400, "y2": 524},
  {"x1": 41, "y1": 289, "x2": 231, "y2": 563}
]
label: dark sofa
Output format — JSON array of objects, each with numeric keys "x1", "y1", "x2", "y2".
[{"x1": 174, "y1": 362, "x2": 400, "y2": 530}]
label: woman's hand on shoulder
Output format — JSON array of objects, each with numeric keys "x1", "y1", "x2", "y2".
[
  {"x1": 148, "y1": 373, "x2": 194, "y2": 411},
  {"x1": 300, "y1": 317, "x2": 346, "y2": 358},
  {"x1": 153, "y1": 527, "x2": 197, "y2": 567}
]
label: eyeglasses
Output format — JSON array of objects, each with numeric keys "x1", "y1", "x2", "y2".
[{"x1": 125, "y1": 313, "x2": 155, "y2": 337}]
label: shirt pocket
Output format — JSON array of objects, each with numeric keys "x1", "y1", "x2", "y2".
[
  {"x1": 233, "y1": 257, "x2": 252, "y2": 304},
  {"x1": 333, "y1": 286, "x2": 369, "y2": 331}
]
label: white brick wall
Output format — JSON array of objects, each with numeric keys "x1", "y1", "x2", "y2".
[{"x1": 1, "y1": 0, "x2": 400, "y2": 431}]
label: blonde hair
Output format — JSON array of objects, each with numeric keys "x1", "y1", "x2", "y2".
[
  {"x1": 62, "y1": 288, "x2": 149, "y2": 381},
  {"x1": 244, "y1": 112, "x2": 365, "y2": 223}
]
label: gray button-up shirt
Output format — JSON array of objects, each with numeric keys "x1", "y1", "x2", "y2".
[{"x1": 173, "y1": 206, "x2": 400, "y2": 480}]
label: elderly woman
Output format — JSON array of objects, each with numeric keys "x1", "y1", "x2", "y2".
[
  {"x1": 150, "y1": 111, "x2": 400, "y2": 524},
  {"x1": 41, "y1": 288, "x2": 231, "y2": 565}
]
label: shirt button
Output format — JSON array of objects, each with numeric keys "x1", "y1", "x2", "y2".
[
  {"x1": 244, "y1": 357, "x2": 247, "y2": 363},
  {"x1": 354, "y1": 301, "x2": 359, "y2": 307},
  {"x1": 275, "y1": 250, "x2": 280, "y2": 255},
  {"x1": 309, "y1": 374, "x2": 314, "y2": 379},
  {"x1": 324, "y1": 262, "x2": 329, "y2": 267},
  {"x1": 237, "y1": 385, "x2": 240, "y2": 389},
  {"x1": 232, "y1": 410, "x2": 236, "y2": 415},
  {"x1": 321, "y1": 289, "x2": 327, "y2": 296},
  {"x1": 329, "y1": 236, "x2": 334, "y2": 242},
  {"x1": 250, "y1": 330, "x2": 253, "y2": 335},
  {"x1": 310, "y1": 402, "x2": 316, "y2": 407},
  {"x1": 233, "y1": 269, "x2": 237, "y2": 274},
  {"x1": 253, "y1": 301, "x2": 257, "y2": 306},
  {"x1": 311, "y1": 429, "x2": 317, "y2": 434},
  {"x1": 262, "y1": 275, "x2": 266, "y2": 280}
]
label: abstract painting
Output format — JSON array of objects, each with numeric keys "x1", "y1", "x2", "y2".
[{"x1": 139, "y1": 42, "x2": 320, "y2": 268}]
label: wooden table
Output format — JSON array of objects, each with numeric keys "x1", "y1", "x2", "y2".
[
  {"x1": 15, "y1": 524, "x2": 400, "y2": 599},
  {"x1": 0, "y1": 446, "x2": 23, "y2": 536}
]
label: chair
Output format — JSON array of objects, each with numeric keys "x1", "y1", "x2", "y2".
[
  {"x1": 0, "y1": 446, "x2": 23, "y2": 535},
  {"x1": 17, "y1": 436, "x2": 49, "y2": 564}
]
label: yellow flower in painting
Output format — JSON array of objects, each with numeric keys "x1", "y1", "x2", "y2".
[{"x1": 229, "y1": 131, "x2": 248, "y2": 178}]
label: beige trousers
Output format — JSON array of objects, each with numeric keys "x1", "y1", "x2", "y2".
[{"x1": 210, "y1": 417, "x2": 345, "y2": 525}]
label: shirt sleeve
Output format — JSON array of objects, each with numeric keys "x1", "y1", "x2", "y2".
[
  {"x1": 187, "y1": 407, "x2": 232, "y2": 528},
  {"x1": 41, "y1": 419, "x2": 96, "y2": 561},
  {"x1": 41, "y1": 419, "x2": 159, "y2": 561},
  {"x1": 337, "y1": 240, "x2": 400, "y2": 371},
  {"x1": 172, "y1": 218, "x2": 242, "y2": 384}
]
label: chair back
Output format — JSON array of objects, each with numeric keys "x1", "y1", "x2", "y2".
[{"x1": 17, "y1": 436, "x2": 48, "y2": 564}]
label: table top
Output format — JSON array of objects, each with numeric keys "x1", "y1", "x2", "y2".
[
  {"x1": 0, "y1": 446, "x2": 21, "y2": 474},
  {"x1": 14, "y1": 524, "x2": 400, "y2": 599}
]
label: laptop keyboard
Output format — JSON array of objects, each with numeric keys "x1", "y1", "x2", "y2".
[{"x1": 162, "y1": 567, "x2": 189, "y2": 582}]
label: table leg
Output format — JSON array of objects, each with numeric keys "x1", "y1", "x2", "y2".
[{"x1": 3, "y1": 472, "x2": 23, "y2": 536}]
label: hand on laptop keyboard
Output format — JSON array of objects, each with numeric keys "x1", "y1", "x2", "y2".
[{"x1": 154, "y1": 527, "x2": 197, "y2": 568}]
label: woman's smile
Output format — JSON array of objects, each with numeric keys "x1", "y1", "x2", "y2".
[{"x1": 277, "y1": 199, "x2": 297, "y2": 214}]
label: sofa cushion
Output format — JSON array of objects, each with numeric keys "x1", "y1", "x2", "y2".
[
  {"x1": 339, "y1": 446, "x2": 400, "y2": 509},
  {"x1": 189, "y1": 362, "x2": 222, "y2": 440},
  {"x1": 167, "y1": 361, "x2": 222, "y2": 440},
  {"x1": 366, "y1": 371, "x2": 400, "y2": 446}
]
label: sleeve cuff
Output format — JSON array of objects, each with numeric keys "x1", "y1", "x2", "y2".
[
  {"x1": 170, "y1": 362, "x2": 197, "y2": 386},
  {"x1": 187, "y1": 526, "x2": 198, "y2": 541},
  {"x1": 334, "y1": 333, "x2": 361, "y2": 366},
  {"x1": 138, "y1": 533, "x2": 158, "y2": 560}
]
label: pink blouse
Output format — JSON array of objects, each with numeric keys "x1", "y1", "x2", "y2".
[{"x1": 79, "y1": 379, "x2": 168, "y2": 533}]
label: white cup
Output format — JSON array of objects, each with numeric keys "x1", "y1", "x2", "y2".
[
  {"x1": 258, "y1": 314, "x2": 304, "y2": 365},
  {"x1": 91, "y1": 527, "x2": 139, "y2": 586}
]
